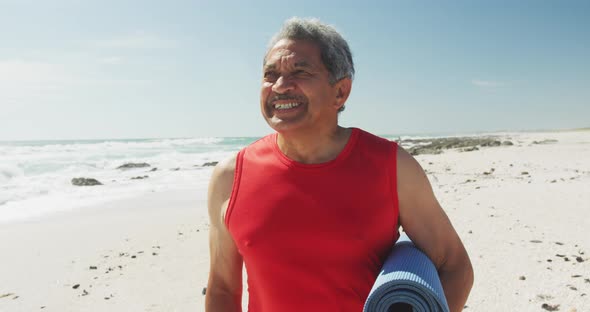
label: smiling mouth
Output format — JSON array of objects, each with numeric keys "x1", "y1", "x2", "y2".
[{"x1": 274, "y1": 102, "x2": 301, "y2": 110}]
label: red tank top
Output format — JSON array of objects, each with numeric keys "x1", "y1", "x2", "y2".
[{"x1": 225, "y1": 128, "x2": 400, "y2": 311}]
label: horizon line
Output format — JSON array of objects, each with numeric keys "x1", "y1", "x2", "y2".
[{"x1": 1, "y1": 126, "x2": 588, "y2": 143}]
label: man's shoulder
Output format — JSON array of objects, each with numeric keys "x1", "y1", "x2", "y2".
[
  {"x1": 354, "y1": 127, "x2": 397, "y2": 143},
  {"x1": 215, "y1": 153, "x2": 238, "y2": 174},
  {"x1": 353, "y1": 127, "x2": 398, "y2": 154},
  {"x1": 352, "y1": 128, "x2": 422, "y2": 172},
  {"x1": 210, "y1": 154, "x2": 238, "y2": 193}
]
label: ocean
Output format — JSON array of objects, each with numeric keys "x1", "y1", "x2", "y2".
[
  {"x1": 0, "y1": 133, "x2": 449, "y2": 223},
  {"x1": 0, "y1": 137, "x2": 258, "y2": 223}
]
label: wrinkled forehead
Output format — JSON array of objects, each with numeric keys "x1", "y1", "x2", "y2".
[{"x1": 264, "y1": 39, "x2": 323, "y2": 70}]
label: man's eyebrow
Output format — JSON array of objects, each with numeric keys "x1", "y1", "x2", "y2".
[
  {"x1": 264, "y1": 61, "x2": 311, "y2": 71},
  {"x1": 294, "y1": 61, "x2": 310, "y2": 68},
  {"x1": 263, "y1": 64, "x2": 276, "y2": 71}
]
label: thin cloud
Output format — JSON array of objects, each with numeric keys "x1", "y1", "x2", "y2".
[
  {"x1": 0, "y1": 60, "x2": 68, "y2": 83},
  {"x1": 88, "y1": 32, "x2": 177, "y2": 49},
  {"x1": 0, "y1": 59, "x2": 152, "y2": 103},
  {"x1": 471, "y1": 79, "x2": 505, "y2": 88},
  {"x1": 0, "y1": 60, "x2": 70, "y2": 100},
  {"x1": 99, "y1": 56, "x2": 124, "y2": 65}
]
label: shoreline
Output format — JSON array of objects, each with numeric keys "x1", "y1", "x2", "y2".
[{"x1": 2, "y1": 126, "x2": 588, "y2": 146}]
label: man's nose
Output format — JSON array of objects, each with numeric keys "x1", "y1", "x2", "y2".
[{"x1": 271, "y1": 76, "x2": 294, "y2": 94}]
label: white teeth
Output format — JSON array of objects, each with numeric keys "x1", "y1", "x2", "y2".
[{"x1": 274, "y1": 102, "x2": 300, "y2": 110}]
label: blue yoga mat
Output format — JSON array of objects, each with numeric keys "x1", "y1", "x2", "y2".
[{"x1": 363, "y1": 233, "x2": 450, "y2": 312}]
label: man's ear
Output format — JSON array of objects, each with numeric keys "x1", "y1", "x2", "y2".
[{"x1": 334, "y1": 77, "x2": 352, "y2": 110}]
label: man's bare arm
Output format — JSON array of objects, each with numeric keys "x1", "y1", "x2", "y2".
[
  {"x1": 397, "y1": 147, "x2": 474, "y2": 312},
  {"x1": 205, "y1": 154, "x2": 243, "y2": 312}
]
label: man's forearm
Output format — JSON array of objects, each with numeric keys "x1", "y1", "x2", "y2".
[{"x1": 439, "y1": 263, "x2": 474, "y2": 312}]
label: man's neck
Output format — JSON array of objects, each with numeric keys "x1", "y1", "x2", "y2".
[{"x1": 276, "y1": 125, "x2": 352, "y2": 164}]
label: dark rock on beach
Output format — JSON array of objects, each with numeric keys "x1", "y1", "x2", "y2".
[
  {"x1": 116, "y1": 163, "x2": 150, "y2": 169},
  {"x1": 533, "y1": 139, "x2": 558, "y2": 145},
  {"x1": 202, "y1": 161, "x2": 219, "y2": 167},
  {"x1": 131, "y1": 176, "x2": 148, "y2": 180},
  {"x1": 71, "y1": 178, "x2": 102, "y2": 186},
  {"x1": 541, "y1": 303, "x2": 560, "y2": 311},
  {"x1": 409, "y1": 147, "x2": 443, "y2": 155},
  {"x1": 462, "y1": 146, "x2": 479, "y2": 152},
  {"x1": 481, "y1": 140, "x2": 502, "y2": 147}
]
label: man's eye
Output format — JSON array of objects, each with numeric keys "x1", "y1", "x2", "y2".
[
  {"x1": 264, "y1": 72, "x2": 278, "y2": 79},
  {"x1": 293, "y1": 70, "x2": 308, "y2": 76}
]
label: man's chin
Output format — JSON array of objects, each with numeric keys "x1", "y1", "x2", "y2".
[{"x1": 265, "y1": 116, "x2": 305, "y2": 133}]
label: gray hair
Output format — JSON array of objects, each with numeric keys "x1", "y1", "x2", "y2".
[{"x1": 265, "y1": 17, "x2": 355, "y2": 85}]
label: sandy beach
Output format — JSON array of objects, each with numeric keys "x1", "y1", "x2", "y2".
[{"x1": 1, "y1": 129, "x2": 589, "y2": 312}]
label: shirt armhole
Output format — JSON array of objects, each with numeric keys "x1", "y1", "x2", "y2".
[
  {"x1": 389, "y1": 141, "x2": 400, "y2": 236},
  {"x1": 224, "y1": 149, "x2": 244, "y2": 229}
]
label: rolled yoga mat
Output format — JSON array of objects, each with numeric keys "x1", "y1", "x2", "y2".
[{"x1": 363, "y1": 233, "x2": 450, "y2": 312}]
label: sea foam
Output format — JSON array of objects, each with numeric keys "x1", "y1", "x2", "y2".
[{"x1": 0, "y1": 137, "x2": 256, "y2": 222}]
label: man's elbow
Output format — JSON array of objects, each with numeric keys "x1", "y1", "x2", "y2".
[
  {"x1": 205, "y1": 277, "x2": 243, "y2": 312},
  {"x1": 453, "y1": 250, "x2": 474, "y2": 289},
  {"x1": 463, "y1": 256, "x2": 474, "y2": 291},
  {"x1": 204, "y1": 286, "x2": 242, "y2": 312},
  {"x1": 439, "y1": 248, "x2": 474, "y2": 293}
]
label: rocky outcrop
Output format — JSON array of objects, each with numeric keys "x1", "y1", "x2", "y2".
[
  {"x1": 462, "y1": 146, "x2": 480, "y2": 152},
  {"x1": 481, "y1": 140, "x2": 502, "y2": 147},
  {"x1": 116, "y1": 163, "x2": 150, "y2": 169},
  {"x1": 71, "y1": 178, "x2": 103, "y2": 186},
  {"x1": 404, "y1": 137, "x2": 511, "y2": 155},
  {"x1": 532, "y1": 139, "x2": 558, "y2": 145}
]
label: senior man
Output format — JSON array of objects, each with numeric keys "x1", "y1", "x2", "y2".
[{"x1": 206, "y1": 17, "x2": 473, "y2": 312}]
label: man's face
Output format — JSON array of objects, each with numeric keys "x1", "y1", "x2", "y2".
[{"x1": 260, "y1": 39, "x2": 341, "y2": 133}]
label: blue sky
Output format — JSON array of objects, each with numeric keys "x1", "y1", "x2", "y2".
[{"x1": 1, "y1": 0, "x2": 588, "y2": 140}]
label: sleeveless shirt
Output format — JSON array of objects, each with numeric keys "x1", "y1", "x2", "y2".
[{"x1": 225, "y1": 128, "x2": 400, "y2": 311}]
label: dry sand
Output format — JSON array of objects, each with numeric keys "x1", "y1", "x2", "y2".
[{"x1": 1, "y1": 130, "x2": 588, "y2": 312}]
